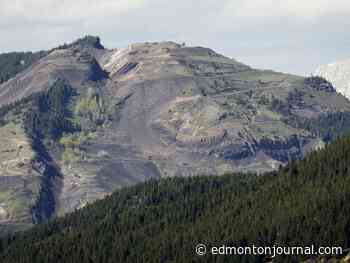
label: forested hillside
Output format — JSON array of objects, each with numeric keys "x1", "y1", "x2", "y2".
[
  {"x1": 0, "y1": 51, "x2": 47, "y2": 84},
  {"x1": 1, "y1": 132, "x2": 350, "y2": 262}
]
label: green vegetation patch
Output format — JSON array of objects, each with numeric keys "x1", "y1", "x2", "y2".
[
  {"x1": 59, "y1": 132, "x2": 96, "y2": 164},
  {"x1": 74, "y1": 88, "x2": 108, "y2": 129}
]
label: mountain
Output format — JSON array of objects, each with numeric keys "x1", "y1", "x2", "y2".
[
  {"x1": 1, "y1": 36, "x2": 350, "y2": 229},
  {"x1": 315, "y1": 58, "x2": 350, "y2": 99},
  {"x1": 1, "y1": 132, "x2": 350, "y2": 263}
]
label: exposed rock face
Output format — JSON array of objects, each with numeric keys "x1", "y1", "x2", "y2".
[
  {"x1": 1, "y1": 37, "x2": 350, "y2": 229},
  {"x1": 315, "y1": 59, "x2": 350, "y2": 99},
  {"x1": 0, "y1": 123, "x2": 40, "y2": 224}
]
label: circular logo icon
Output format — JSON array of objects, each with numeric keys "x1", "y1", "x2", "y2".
[{"x1": 196, "y1": 244, "x2": 207, "y2": 256}]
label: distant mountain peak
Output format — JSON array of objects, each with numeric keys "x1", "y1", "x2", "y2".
[
  {"x1": 73, "y1": 35, "x2": 104, "y2": 49},
  {"x1": 315, "y1": 58, "x2": 350, "y2": 99},
  {"x1": 51, "y1": 35, "x2": 105, "y2": 53}
]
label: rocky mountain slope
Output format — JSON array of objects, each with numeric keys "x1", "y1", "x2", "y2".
[
  {"x1": 1, "y1": 36, "x2": 350, "y2": 230},
  {"x1": 315, "y1": 58, "x2": 350, "y2": 99}
]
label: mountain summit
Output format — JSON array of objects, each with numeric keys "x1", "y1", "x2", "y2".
[{"x1": 1, "y1": 36, "x2": 350, "y2": 230}]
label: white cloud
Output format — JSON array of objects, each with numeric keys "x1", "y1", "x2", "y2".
[
  {"x1": 0, "y1": 0, "x2": 145, "y2": 23},
  {"x1": 0, "y1": 0, "x2": 349, "y2": 75},
  {"x1": 224, "y1": 0, "x2": 350, "y2": 19}
]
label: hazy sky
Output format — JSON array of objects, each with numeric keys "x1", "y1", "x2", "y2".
[{"x1": 0, "y1": 0, "x2": 349, "y2": 75}]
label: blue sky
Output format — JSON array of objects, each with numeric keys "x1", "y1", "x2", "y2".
[{"x1": 1, "y1": 0, "x2": 349, "y2": 75}]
